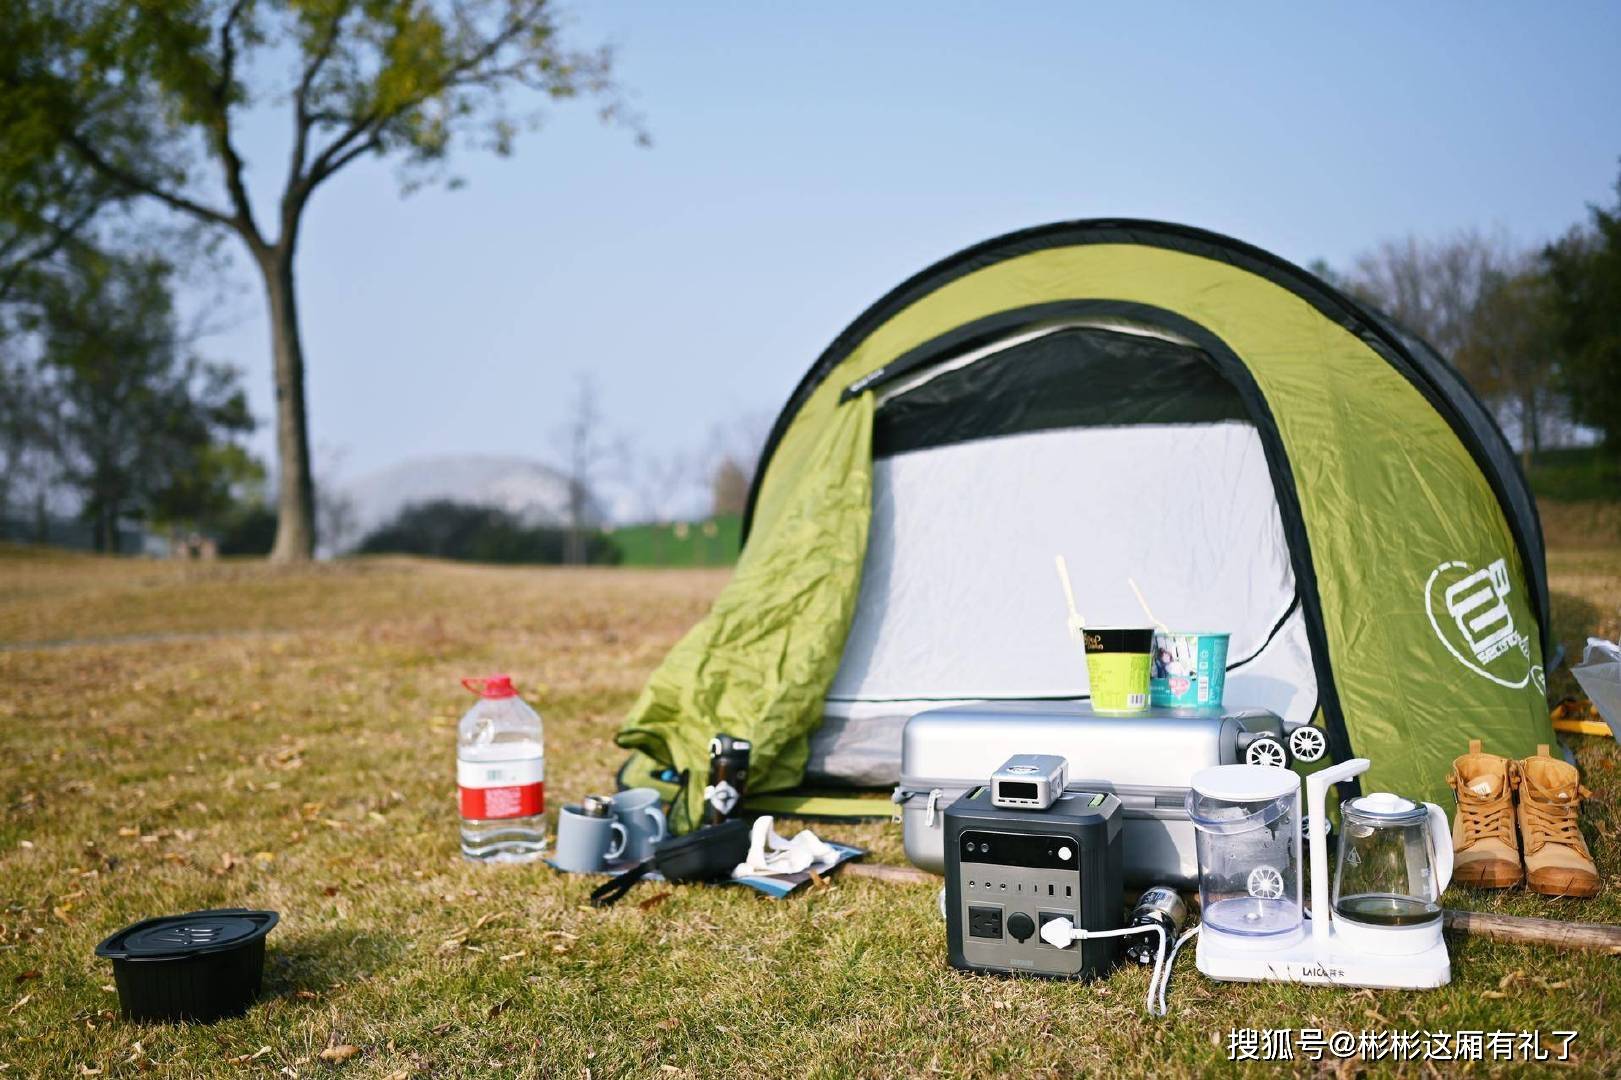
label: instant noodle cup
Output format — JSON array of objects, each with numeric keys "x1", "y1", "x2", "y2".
[
  {"x1": 1150, "y1": 631, "x2": 1231, "y2": 708},
  {"x1": 1083, "y1": 627, "x2": 1154, "y2": 713}
]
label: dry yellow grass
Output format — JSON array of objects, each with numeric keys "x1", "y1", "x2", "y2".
[{"x1": 1, "y1": 545, "x2": 1619, "y2": 1078}]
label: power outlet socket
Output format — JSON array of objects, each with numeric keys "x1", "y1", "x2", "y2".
[{"x1": 968, "y1": 905, "x2": 1003, "y2": 939}]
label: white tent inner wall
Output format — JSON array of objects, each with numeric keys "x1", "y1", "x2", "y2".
[{"x1": 807, "y1": 420, "x2": 1319, "y2": 786}]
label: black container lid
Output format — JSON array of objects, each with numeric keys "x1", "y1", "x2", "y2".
[{"x1": 96, "y1": 909, "x2": 279, "y2": 961}]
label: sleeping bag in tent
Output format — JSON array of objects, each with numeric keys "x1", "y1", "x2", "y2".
[{"x1": 616, "y1": 219, "x2": 1554, "y2": 832}]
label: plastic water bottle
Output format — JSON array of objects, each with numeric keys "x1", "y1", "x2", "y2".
[{"x1": 457, "y1": 675, "x2": 547, "y2": 862}]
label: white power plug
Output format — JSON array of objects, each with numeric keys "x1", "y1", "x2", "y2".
[
  {"x1": 1037, "y1": 915, "x2": 1198, "y2": 1017},
  {"x1": 1039, "y1": 915, "x2": 1081, "y2": 948},
  {"x1": 1038, "y1": 915, "x2": 1156, "y2": 950}
]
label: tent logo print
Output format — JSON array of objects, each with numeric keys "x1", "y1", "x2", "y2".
[
  {"x1": 1423, "y1": 557, "x2": 1543, "y2": 692},
  {"x1": 1447, "y1": 558, "x2": 1518, "y2": 665}
]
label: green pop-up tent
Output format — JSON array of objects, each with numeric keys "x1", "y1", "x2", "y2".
[{"x1": 618, "y1": 219, "x2": 1553, "y2": 832}]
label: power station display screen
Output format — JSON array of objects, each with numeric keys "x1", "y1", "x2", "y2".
[{"x1": 958, "y1": 829, "x2": 1078, "y2": 871}]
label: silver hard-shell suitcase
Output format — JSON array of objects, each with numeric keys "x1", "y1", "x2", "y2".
[{"x1": 893, "y1": 700, "x2": 1295, "y2": 888}]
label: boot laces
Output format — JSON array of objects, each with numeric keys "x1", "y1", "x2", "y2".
[
  {"x1": 1451, "y1": 773, "x2": 1515, "y2": 846},
  {"x1": 1521, "y1": 785, "x2": 1591, "y2": 854}
]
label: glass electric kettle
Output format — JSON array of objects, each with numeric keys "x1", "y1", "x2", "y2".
[{"x1": 1330, "y1": 792, "x2": 1454, "y2": 954}]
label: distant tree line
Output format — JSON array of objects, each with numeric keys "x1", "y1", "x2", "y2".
[
  {"x1": 357, "y1": 500, "x2": 620, "y2": 565},
  {"x1": 1335, "y1": 166, "x2": 1621, "y2": 463}
]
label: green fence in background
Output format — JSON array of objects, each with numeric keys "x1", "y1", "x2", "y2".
[{"x1": 610, "y1": 514, "x2": 741, "y2": 567}]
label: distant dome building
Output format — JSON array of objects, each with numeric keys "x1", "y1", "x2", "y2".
[{"x1": 341, "y1": 455, "x2": 606, "y2": 552}]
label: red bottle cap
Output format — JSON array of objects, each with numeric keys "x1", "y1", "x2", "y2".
[{"x1": 461, "y1": 675, "x2": 518, "y2": 699}]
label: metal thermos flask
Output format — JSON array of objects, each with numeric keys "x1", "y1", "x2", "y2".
[
  {"x1": 703, "y1": 734, "x2": 751, "y2": 825},
  {"x1": 1124, "y1": 885, "x2": 1188, "y2": 965}
]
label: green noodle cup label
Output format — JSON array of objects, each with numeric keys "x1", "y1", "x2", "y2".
[{"x1": 1083, "y1": 627, "x2": 1155, "y2": 713}]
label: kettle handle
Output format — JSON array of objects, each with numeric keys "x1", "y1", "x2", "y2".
[{"x1": 1425, "y1": 802, "x2": 1454, "y2": 895}]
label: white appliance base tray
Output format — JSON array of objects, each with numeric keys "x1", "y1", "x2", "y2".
[{"x1": 1195, "y1": 926, "x2": 1450, "y2": 990}]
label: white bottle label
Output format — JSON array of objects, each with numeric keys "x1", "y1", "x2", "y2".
[
  {"x1": 458, "y1": 756, "x2": 544, "y2": 819},
  {"x1": 457, "y1": 758, "x2": 544, "y2": 789}
]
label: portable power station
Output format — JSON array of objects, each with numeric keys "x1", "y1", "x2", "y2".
[{"x1": 944, "y1": 784, "x2": 1124, "y2": 979}]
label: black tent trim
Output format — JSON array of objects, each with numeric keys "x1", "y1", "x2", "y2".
[
  {"x1": 742, "y1": 219, "x2": 1548, "y2": 655},
  {"x1": 868, "y1": 323, "x2": 1249, "y2": 457},
  {"x1": 843, "y1": 300, "x2": 1208, "y2": 402}
]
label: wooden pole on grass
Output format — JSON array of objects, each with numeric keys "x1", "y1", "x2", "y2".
[{"x1": 1442, "y1": 908, "x2": 1621, "y2": 954}]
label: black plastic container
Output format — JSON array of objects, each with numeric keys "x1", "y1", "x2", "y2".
[{"x1": 95, "y1": 909, "x2": 279, "y2": 1023}]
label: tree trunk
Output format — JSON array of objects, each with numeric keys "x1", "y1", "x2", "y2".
[
  {"x1": 1522, "y1": 388, "x2": 1541, "y2": 470},
  {"x1": 260, "y1": 249, "x2": 317, "y2": 562},
  {"x1": 97, "y1": 501, "x2": 117, "y2": 553},
  {"x1": 565, "y1": 479, "x2": 586, "y2": 565}
]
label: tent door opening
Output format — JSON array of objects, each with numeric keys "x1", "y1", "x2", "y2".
[{"x1": 807, "y1": 321, "x2": 1320, "y2": 787}]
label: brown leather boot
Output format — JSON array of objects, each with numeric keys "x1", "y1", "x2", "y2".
[
  {"x1": 1447, "y1": 739, "x2": 1522, "y2": 889},
  {"x1": 1517, "y1": 745, "x2": 1599, "y2": 898}
]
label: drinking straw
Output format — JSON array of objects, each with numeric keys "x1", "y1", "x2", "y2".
[
  {"x1": 1053, "y1": 556, "x2": 1086, "y2": 641},
  {"x1": 1127, "y1": 577, "x2": 1171, "y2": 634}
]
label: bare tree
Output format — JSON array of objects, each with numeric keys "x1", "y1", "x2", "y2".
[
  {"x1": 553, "y1": 374, "x2": 617, "y2": 565},
  {"x1": 1345, "y1": 231, "x2": 1562, "y2": 461},
  {"x1": 620, "y1": 447, "x2": 692, "y2": 565},
  {"x1": 701, "y1": 412, "x2": 770, "y2": 517},
  {"x1": 1459, "y1": 263, "x2": 1561, "y2": 464},
  {"x1": 633, "y1": 450, "x2": 694, "y2": 524},
  {"x1": 1347, "y1": 230, "x2": 1508, "y2": 359},
  {"x1": 710, "y1": 458, "x2": 749, "y2": 517},
  {"x1": 314, "y1": 444, "x2": 359, "y2": 557}
]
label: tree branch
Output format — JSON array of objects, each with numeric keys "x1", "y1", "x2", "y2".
[
  {"x1": 287, "y1": 4, "x2": 349, "y2": 200},
  {"x1": 303, "y1": 112, "x2": 382, "y2": 189},
  {"x1": 295, "y1": 0, "x2": 549, "y2": 200},
  {"x1": 316, "y1": 133, "x2": 385, "y2": 181},
  {"x1": 0, "y1": 200, "x2": 101, "y2": 303},
  {"x1": 208, "y1": 0, "x2": 264, "y2": 248},
  {"x1": 60, "y1": 129, "x2": 243, "y2": 238}
]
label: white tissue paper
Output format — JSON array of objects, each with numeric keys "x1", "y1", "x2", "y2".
[
  {"x1": 732, "y1": 815, "x2": 839, "y2": 878},
  {"x1": 1573, "y1": 637, "x2": 1621, "y2": 737}
]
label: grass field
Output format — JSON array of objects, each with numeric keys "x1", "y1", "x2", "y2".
[
  {"x1": 2, "y1": 543, "x2": 1620, "y2": 1077},
  {"x1": 1530, "y1": 448, "x2": 1621, "y2": 549},
  {"x1": 1527, "y1": 447, "x2": 1619, "y2": 505}
]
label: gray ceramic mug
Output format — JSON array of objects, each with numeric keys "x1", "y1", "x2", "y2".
[
  {"x1": 554, "y1": 804, "x2": 628, "y2": 873},
  {"x1": 611, "y1": 788, "x2": 668, "y2": 863}
]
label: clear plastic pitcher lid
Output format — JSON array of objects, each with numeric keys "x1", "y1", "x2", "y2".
[
  {"x1": 1189, "y1": 764, "x2": 1298, "y2": 802},
  {"x1": 1186, "y1": 765, "x2": 1298, "y2": 834}
]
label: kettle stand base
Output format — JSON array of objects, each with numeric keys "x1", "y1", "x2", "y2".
[{"x1": 1195, "y1": 925, "x2": 1451, "y2": 990}]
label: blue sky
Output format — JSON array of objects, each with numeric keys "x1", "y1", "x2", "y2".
[{"x1": 194, "y1": 2, "x2": 1621, "y2": 513}]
